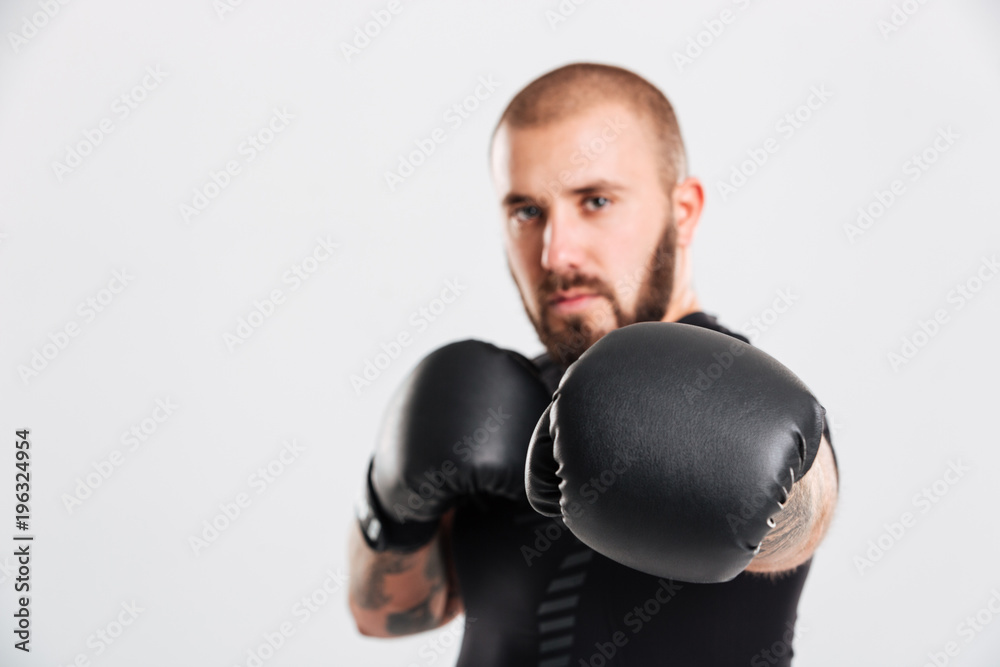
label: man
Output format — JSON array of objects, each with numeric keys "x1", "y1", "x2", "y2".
[{"x1": 348, "y1": 63, "x2": 839, "y2": 666}]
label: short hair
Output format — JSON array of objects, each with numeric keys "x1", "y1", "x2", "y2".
[{"x1": 493, "y1": 62, "x2": 688, "y2": 190}]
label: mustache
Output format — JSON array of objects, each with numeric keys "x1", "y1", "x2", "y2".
[{"x1": 536, "y1": 272, "x2": 616, "y2": 304}]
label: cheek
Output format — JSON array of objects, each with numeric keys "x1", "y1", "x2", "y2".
[
  {"x1": 605, "y1": 241, "x2": 657, "y2": 305},
  {"x1": 505, "y1": 240, "x2": 542, "y2": 298},
  {"x1": 507, "y1": 234, "x2": 543, "y2": 277}
]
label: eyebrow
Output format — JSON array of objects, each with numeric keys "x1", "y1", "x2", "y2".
[{"x1": 501, "y1": 180, "x2": 629, "y2": 207}]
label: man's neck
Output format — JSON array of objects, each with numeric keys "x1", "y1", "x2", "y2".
[
  {"x1": 662, "y1": 290, "x2": 701, "y2": 323},
  {"x1": 661, "y1": 245, "x2": 700, "y2": 323}
]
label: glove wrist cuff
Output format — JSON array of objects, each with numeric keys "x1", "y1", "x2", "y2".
[{"x1": 356, "y1": 459, "x2": 440, "y2": 553}]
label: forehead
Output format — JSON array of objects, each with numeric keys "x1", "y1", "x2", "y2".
[{"x1": 492, "y1": 103, "x2": 658, "y2": 194}]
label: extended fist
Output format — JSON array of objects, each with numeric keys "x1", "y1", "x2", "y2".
[{"x1": 525, "y1": 322, "x2": 825, "y2": 583}]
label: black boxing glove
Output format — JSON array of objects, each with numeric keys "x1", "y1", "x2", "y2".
[
  {"x1": 525, "y1": 322, "x2": 825, "y2": 583},
  {"x1": 358, "y1": 340, "x2": 551, "y2": 553}
]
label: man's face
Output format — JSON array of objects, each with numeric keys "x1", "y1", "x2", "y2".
[{"x1": 492, "y1": 103, "x2": 677, "y2": 366}]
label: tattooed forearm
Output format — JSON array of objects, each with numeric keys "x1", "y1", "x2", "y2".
[
  {"x1": 351, "y1": 551, "x2": 414, "y2": 610},
  {"x1": 747, "y1": 436, "x2": 839, "y2": 576},
  {"x1": 386, "y1": 584, "x2": 443, "y2": 635},
  {"x1": 348, "y1": 510, "x2": 461, "y2": 637},
  {"x1": 384, "y1": 541, "x2": 449, "y2": 635}
]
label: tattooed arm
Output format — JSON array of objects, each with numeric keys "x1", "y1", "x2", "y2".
[
  {"x1": 745, "y1": 435, "x2": 840, "y2": 576},
  {"x1": 348, "y1": 510, "x2": 463, "y2": 637}
]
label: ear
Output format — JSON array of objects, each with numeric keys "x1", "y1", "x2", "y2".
[{"x1": 671, "y1": 177, "x2": 705, "y2": 247}]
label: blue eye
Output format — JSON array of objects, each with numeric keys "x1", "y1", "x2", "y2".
[
  {"x1": 584, "y1": 196, "x2": 610, "y2": 211},
  {"x1": 513, "y1": 205, "x2": 542, "y2": 223}
]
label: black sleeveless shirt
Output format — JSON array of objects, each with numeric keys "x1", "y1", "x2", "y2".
[{"x1": 450, "y1": 313, "x2": 823, "y2": 666}]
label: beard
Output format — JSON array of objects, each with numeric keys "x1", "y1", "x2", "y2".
[{"x1": 514, "y1": 216, "x2": 677, "y2": 368}]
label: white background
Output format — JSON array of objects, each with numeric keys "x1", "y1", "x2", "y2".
[{"x1": 1, "y1": 0, "x2": 999, "y2": 665}]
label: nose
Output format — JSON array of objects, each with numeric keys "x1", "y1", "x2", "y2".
[{"x1": 541, "y1": 207, "x2": 587, "y2": 274}]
